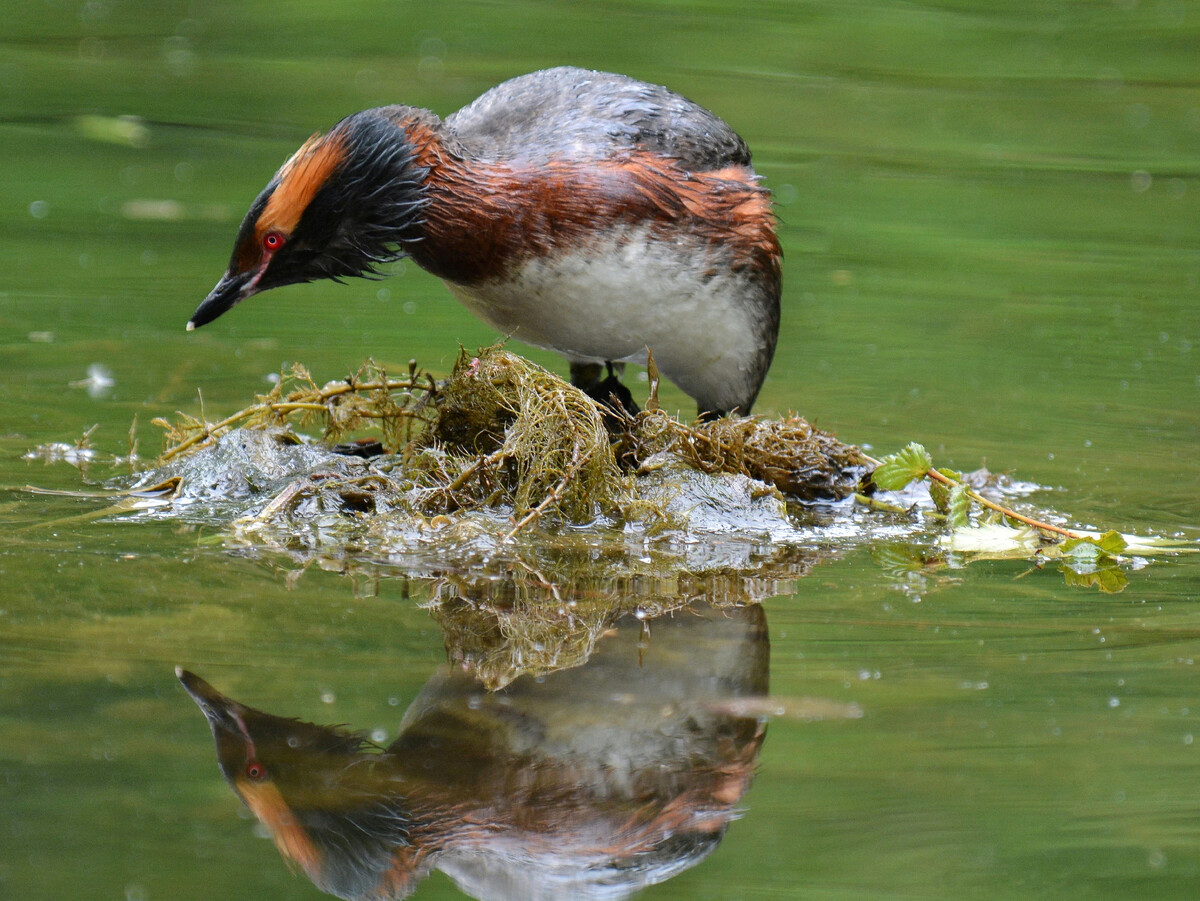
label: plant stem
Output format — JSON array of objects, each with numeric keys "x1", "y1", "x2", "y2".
[{"x1": 862, "y1": 453, "x2": 1081, "y2": 541}]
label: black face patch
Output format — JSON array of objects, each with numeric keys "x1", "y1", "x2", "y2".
[
  {"x1": 269, "y1": 113, "x2": 429, "y2": 286},
  {"x1": 230, "y1": 180, "x2": 278, "y2": 275}
]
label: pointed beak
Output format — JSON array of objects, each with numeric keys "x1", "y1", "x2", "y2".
[
  {"x1": 187, "y1": 269, "x2": 257, "y2": 331},
  {"x1": 177, "y1": 667, "x2": 242, "y2": 730}
]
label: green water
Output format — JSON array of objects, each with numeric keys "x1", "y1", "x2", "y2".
[{"x1": 2, "y1": 1, "x2": 1199, "y2": 898}]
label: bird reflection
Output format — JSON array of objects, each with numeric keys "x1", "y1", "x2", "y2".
[{"x1": 180, "y1": 602, "x2": 768, "y2": 900}]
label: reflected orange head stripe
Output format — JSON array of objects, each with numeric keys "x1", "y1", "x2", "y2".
[{"x1": 237, "y1": 777, "x2": 323, "y2": 880}]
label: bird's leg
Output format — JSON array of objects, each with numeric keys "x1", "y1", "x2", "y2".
[{"x1": 569, "y1": 361, "x2": 640, "y2": 419}]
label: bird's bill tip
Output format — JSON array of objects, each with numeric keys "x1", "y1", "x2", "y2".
[
  {"x1": 176, "y1": 669, "x2": 251, "y2": 737},
  {"x1": 176, "y1": 668, "x2": 227, "y2": 709},
  {"x1": 189, "y1": 269, "x2": 255, "y2": 330}
]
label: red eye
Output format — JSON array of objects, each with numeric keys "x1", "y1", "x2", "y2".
[
  {"x1": 263, "y1": 232, "x2": 285, "y2": 252},
  {"x1": 245, "y1": 760, "x2": 267, "y2": 781}
]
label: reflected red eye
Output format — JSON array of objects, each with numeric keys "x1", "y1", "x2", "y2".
[
  {"x1": 245, "y1": 760, "x2": 267, "y2": 781},
  {"x1": 263, "y1": 232, "x2": 285, "y2": 252}
]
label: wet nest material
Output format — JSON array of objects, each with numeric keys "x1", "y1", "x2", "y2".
[{"x1": 148, "y1": 345, "x2": 867, "y2": 544}]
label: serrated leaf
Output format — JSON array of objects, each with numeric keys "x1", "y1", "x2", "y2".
[
  {"x1": 1094, "y1": 529, "x2": 1128, "y2": 556},
  {"x1": 929, "y1": 479, "x2": 951, "y2": 513},
  {"x1": 873, "y1": 544, "x2": 926, "y2": 577},
  {"x1": 1069, "y1": 530, "x2": 1197, "y2": 555},
  {"x1": 1060, "y1": 563, "x2": 1129, "y2": 594},
  {"x1": 1061, "y1": 529, "x2": 1127, "y2": 562},
  {"x1": 947, "y1": 483, "x2": 971, "y2": 530},
  {"x1": 872, "y1": 442, "x2": 933, "y2": 491},
  {"x1": 1060, "y1": 539, "x2": 1105, "y2": 562},
  {"x1": 928, "y1": 469, "x2": 962, "y2": 513}
]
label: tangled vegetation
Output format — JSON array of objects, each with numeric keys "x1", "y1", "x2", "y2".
[
  {"x1": 25, "y1": 345, "x2": 1187, "y2": 606},
  {"x1": 149, "y1": 346, "x2": 868, "y2": 539}
]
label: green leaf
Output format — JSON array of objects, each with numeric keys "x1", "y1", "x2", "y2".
[
  {"x1": 928, "y1": 469, "x2": 959, "y2": 513},
  {"x1": 1061, "y1": 529, "x2": 1127, "y2": 562},
  {"x1": 1060, "y1": 563, "x2": 1129, "y2": 594},
  {"x1": 928, "y1": 479, "x2": 950, "y2": 513},
  {"x1": 872, "y1": 443, "x2": 933, "y2": 491},
  {"x1": 1069, "y1": 530, "x2": 1198, "y2": 555},
  {"x1": 873, "y1": 544, "x2": 943, "y2": 578},
  {"x1": 1094, "y1": 529, "x2": 1128, "y2": 556},
  {"x1": 947, "y1": 483, "x2": 971, "y2": 530},
  {"x1": 1061, "y1": 539, "x2": 1103, "y2": 562}
]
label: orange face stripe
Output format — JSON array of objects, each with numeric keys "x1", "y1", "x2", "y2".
[
  {"x1": 237, "y1": 778, "x2": 323, "y2": 880},
  {"x1": 258, "y1": 130, "x2": 348, "y2": 240}
]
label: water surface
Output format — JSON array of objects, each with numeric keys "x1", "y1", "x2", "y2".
[{"x1": 2, "y1": 2, "x2": 1199, "y2": 899}]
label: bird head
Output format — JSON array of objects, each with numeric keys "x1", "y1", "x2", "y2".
[
  {"x1": 188, "y1": 109, "x2": 430, "y2": 331},
  {"x1": 177, "y1": 668, "x2": 426, "y2": 899}
]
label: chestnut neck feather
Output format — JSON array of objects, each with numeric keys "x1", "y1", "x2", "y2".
[{"x1": 388, "y1": 115, "x2": 780, "y2": 290}]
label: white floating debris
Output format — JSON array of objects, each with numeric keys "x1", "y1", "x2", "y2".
[{"x1": 69, "y1": 364, "x2": 115, "y2": 398}]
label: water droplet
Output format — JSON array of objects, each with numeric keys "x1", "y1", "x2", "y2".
[
  {"x1": 163, "y1": 35, "x2": 195, "y2": 77},
  {"x1": 1131, "y1": 170, "x2": 1152, "y2": 193},
  {"x1": 321, "y1": 691, "x2": 336, "y2": 704},
  {"x1": 29, "y1": 200, "x2": 49, "y2": 219},
  {"x1": 418, "y1": 36, "x2": 446, "y2": 58},
  {"x1": 418, "y1": 56, "x2": 445, "y2": 82},
  {"x1": 1108, "y1": 697, "x2": 1120, "y2": 708}
]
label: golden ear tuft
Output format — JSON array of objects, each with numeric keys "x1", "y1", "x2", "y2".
[{"x1": 259, "y1": 131, "x2": 348, "y2": 239}]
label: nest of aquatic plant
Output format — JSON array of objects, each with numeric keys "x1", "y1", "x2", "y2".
[
  {"x1": 407, "y1": 347, "x2": 625, "y2": 529},
  {"x1": 424, "y1": 547, "x2": 819, "y2": 690},
  {"x1": 149, "y1": 345, "x2": 865, "y2": 539},
  {"x1": 618, "y1": 407, "x2": 867, "y2": 503},
  {"x1": 153, "y1": 359, "x2": 438, "y2": 464}
]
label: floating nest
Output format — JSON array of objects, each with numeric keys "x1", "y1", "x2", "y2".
[
  {"x1": 150, "y1": 345, "x2": 867, "y2": 542},
  {"x1": 32, "y1": 344, "x2": 1175, "y2": 614},
  {"x1": 424, "y1": 547, "x2": 822, "y2": 690}
]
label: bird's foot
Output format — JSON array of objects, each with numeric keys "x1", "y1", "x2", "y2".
[{"x1": 570, "y1": 361, "x2": 641, "y2": 427}]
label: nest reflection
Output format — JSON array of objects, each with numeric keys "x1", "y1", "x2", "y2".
[{"x1": 181, "y1": 602, "x2": 768, "y2": 901}]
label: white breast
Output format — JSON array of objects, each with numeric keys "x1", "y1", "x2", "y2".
[{"x1": 443, "y1": 228, "x2": 771, "y2": 412}]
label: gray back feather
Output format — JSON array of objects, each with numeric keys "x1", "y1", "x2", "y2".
[{"x1": 445, "y1": 67, "x2": 752, "y2": 171}]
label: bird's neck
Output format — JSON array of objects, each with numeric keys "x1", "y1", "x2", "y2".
[{"x1": 390, "y1": 113, "x2": 530, "y2": 285}]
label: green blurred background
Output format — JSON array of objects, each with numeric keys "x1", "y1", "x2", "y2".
[{"x1": 2, "y1": 1, "x2": 1199, "y2": 899}]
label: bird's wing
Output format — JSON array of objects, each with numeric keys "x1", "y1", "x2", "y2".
[{"x1": 445, "y1": 67, "x2": 752, "y2": 171}]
